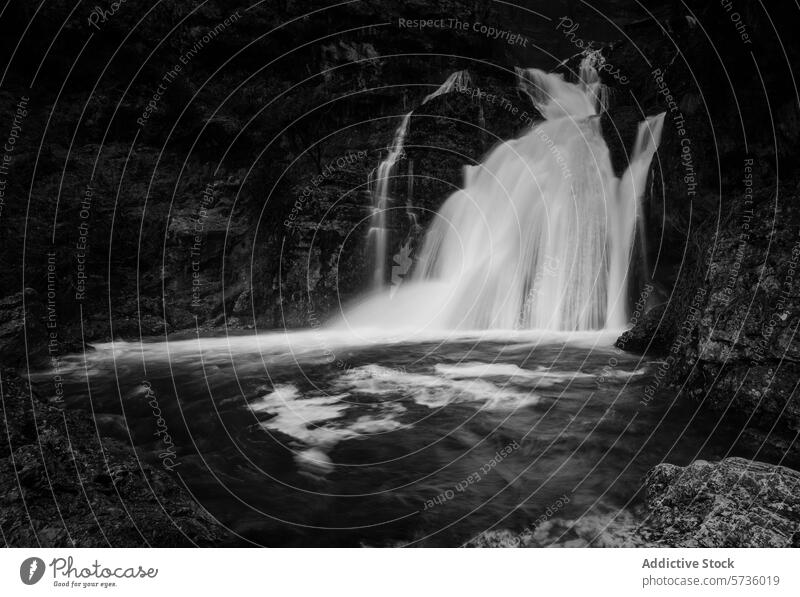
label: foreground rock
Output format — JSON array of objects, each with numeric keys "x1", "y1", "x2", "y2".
[
  {"x1": 0, "y1": 370, "x2": 231, "y2": 547},
  {"x1": 467, "y1": 458, "x2": 800, "y2": 548},
  {"x1": 465, "y1": 510, "x2": 647, "y2": 548},
  {"x1": 640, "y1": 458, "x2": 800, "y2": 547},
  {"x1": 0, "y1": 290, "x2": 45, "y2": 368}
]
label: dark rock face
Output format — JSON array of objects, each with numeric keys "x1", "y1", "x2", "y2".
[
  {"x1": 467, "y1": 457, "x2": 800, "y2": 547},
  {"x1": 0, "y1": 290, "x2": 44, "y2": 368},
  {"x1": 0, "y1": 371, "x2": 230, "y2": 546},
  {"x1": 615, "y1": 303, "x2": 670, "y2": 355},
  {"x1": 641, "y1": 458, "x2": 800, "y2": 548},
  {"x1": 618, "y1": 189, "x2": 800, "y2": 464},
  {"x1": 688, "y1": 193, "x2": 800, "y2": 464}
]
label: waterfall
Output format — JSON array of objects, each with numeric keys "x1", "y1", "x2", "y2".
[
  {"x1": 346, "y1": 56, "x2": 664, "y2": 333},
  {"x1": 367, "y1": 70, "x2": 472, "y2": 289}
]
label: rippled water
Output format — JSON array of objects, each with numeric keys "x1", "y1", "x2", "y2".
[{"x1": 36, "y1": 329, "x2": 741, "y2": 546}]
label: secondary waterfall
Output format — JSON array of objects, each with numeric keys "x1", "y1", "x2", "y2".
[
  {"x1": 367, "y1": 70, "x2": 472, "y2": 289},
  {"x1": 348, "y1": 55, "x2": 664, "y2": 332}
]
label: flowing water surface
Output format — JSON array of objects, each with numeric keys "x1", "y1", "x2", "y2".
[{"x1": 37, "y1": 329, "x2": 742, "y2": 546}]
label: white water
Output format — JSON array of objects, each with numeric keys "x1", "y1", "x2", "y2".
[
  {"x1": 48, "y1": 327, "x2": 622, "y2": 376},
  {"x1": 368, "y1": 71, "x2": 472, "y2": 289},
  {"x1": 349, "y1": 54, "x2": 664, "y2": 333}
]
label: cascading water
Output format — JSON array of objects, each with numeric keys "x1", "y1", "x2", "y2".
[
  {"x1": 367, "y1": 70, "x2": 472, "y2": 289},
  {"x1": 348, "y1": 54, "x2": 664, "y2": 332}
]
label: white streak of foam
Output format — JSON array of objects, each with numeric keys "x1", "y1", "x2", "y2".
[
  {"x1": 435, "y1": 362, "x2": 544, "y2": 380},
  {"x1": 250, "y1": 383, "x2": 406, "y2": 473},
  {"x1": 250, "y1": 384, "x2": 350, "y2": 445},
  {"x1": 337, "y1": 365, "x2": 538, "y2": 411}
]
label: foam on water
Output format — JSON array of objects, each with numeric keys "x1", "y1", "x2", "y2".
[
  {"x1": 40, "y1": 326, "x2": 625, "y2": 382},
  {"x1": 246, "y1": 361, "x2": 547, "y2": 474},
  {"x1": 435, "y1": 362, "x2": 551, "y2": 381},
  {"x1": 249, "y1": 382, "x2": 409, "y2": 473},
  {"x1": 250, "y1": 385, "x2": 351, "y2": 445},
  {"x1": 337, "y1": 364, "x2": 539, "y2": 411}
]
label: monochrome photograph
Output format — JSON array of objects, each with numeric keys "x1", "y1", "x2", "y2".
[{"x1": 0, "y1": 1, "x2": 798, "y2": 586}]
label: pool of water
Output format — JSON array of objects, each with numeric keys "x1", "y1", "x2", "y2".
[{"x1": 35, "y1": 328, "x2": 742, "y2": 546}]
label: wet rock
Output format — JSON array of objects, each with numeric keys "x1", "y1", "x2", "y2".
[
  {"x1": 640, "y1": 458, "x2": 800, "y2": 547},
  {"x1": 0, "y1": 370, "x2": 231, "y2": 547},
  {"x1": 618, "y1": 189, "x2": 800, "y2": 464},
  {"x1": 614, "y1": 303, "x2": 670, "y2": 355},
  {"x1": 468, "y1": 457, "x2": 800, "y2": 548},
  {"x1": 467, "y1": 510, "x2": 646, "y2": 548},
  {"x1": 0, "y1": 289, "x2": 46, "y2": 367}
]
